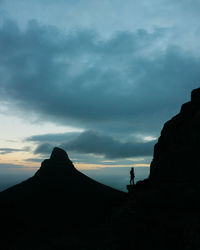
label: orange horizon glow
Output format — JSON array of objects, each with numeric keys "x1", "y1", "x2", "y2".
[
  {"x1": 0, "y1": 157, "x2": 150, "y2": 172},
  {"x1": 0, "y1": 149, "x2": 150, "y2": 170}
]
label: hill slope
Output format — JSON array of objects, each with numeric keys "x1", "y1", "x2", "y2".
[{"x1": 0, "y1": 147, "x2": 125, "y2": 249}]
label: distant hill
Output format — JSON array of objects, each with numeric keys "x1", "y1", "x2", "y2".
[{"x1": 0, "y1": 147, "x2": 125, "y2": 249}]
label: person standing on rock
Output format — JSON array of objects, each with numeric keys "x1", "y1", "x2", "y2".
[{"x1": 130, "y1": 167, "x2": 135, "y2": 185}]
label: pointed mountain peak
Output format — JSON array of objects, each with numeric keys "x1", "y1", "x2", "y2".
[
  {"x1": 33, "y1": 147, "x2": 75, "y2": 179},
  {"x1": 50, "y1": 147, "x2": 69, "y2": 161}
]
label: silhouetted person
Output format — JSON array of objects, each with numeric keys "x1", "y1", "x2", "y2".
[{"x1": 130, "y1": 167, "x2": 135, "y2": 185}]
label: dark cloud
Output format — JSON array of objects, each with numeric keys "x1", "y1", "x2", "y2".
[
  {"x1": 34, "y1": 143, "x2": 53, "y2": 155},
  {"x1": 0, "y1": 20, "x2": 199, "y2": 137},
  {"x1": 27, "y1": 132, "x2": 80, "y2": 143},
  {"x1": 25, "y1": 158, "x2": 43, "y2": 163},
  {"x1": 0, "y1": 19, "x2": 199, "y2": 144},
  {"x1": 63, "y1": 131, "x2": 155, "y2": 159},
  {"x1": 0, "y1": 147, "x2": 29, "y2": 155},
  {"x1": 33, "y1": 130, "x2": 155, "y2": 159}
]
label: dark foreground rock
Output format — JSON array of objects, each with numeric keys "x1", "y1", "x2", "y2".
[{"x1": 150, "y1": 88, "x2": 200, "y2": 182}]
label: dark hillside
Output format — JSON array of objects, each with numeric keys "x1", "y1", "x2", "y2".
[{"x1": 0, "y1": 147, "x2": 125, "y2": 249}]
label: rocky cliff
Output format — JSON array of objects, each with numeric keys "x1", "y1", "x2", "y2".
[{"x1": 150, "y1": 88, "x2": 200, "y2": 182}]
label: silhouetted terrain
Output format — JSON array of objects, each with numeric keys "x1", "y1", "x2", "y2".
[
  {"x1": 0, "y1": 166, "x2": 150, "y2": 192},
  {"x1": 1, "y1": 88, "x2": 200, "y2": 249},
  {"x1": 0, "y1": 147, "x2": 125, "y2": 249},
  {"x1": 150, "y1": 87, "x2": 200, "y2": 182},
  {"x1": 90, "y1": 88, "x2": 200, "y2": 250}
]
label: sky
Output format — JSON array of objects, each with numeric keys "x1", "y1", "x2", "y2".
[{"x1": 0, "y1": 0, "x2": 200, "y2": 189}]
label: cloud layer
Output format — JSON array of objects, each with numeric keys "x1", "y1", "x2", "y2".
[
  {"x1": 0, "y1": 147, "x2": 29, "y2": 155},
  {"x1": 29, "y1": 130, "x2": 155, "y2": 159},
  {"x1": 0, "y1": 19, "x2": 199, "y2": 139},
  {"x1": 0, "y1": 9, "x2": 200, "y2": 166}
]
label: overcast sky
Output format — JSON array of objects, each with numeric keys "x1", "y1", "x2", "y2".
[{"x1": 0, "y1": 0, "x2": 200, "y2": 176}]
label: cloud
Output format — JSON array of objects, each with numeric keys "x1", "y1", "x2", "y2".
[
  {"x1": 25, "y1": 158, "x2": 44, "y2": 163},
  {"x1": 63, "y1": 131, "x2": 155, "y2": 159},
  {"x1": 0, "y1": 1, "x2": 199, "y2": 176},
  {"x1": 0, "y1": 19, "x2": 199, "y2": 138},
  {"x1": 1, "y1": 1, "x2": 200, "y2": 46},
  {"x1": 34, "y1": 143, "x2": 53, "y2": 155},
  {"x1": 27, "y1": 132, "x2": 80, "y2": 143},
  {"x1": 0, "y1": 147, "x2": 29, "y2": 155},
  {"x1": 33, "y1": 130, "x2": 155, "y2": 159}
]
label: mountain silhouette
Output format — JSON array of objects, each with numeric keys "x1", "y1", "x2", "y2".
[
  {"x1": 149, "y1": 87, "x2": 200, "y2": 182},
  {"x1": 1, "y1": 147, "x2": 124, "y2": 210},
  {"x1": 2, "y1": 147, "x2": 124, "y2": 198},
  {"x1": 0, "y1": 147, "x2": 125, "y2": 249}
]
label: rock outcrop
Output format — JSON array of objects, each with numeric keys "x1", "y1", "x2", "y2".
[{"x1": 149, "y1": 88, "x2": 200, "y2": 182}]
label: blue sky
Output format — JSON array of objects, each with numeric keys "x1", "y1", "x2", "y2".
[{"x1": 0, "y1": 0, "x2": 199, "y2": 181}]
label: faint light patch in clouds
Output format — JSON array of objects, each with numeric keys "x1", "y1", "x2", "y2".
[
  {"x1": 143, "y1": 136, "x2": 157, "y2": 142},
  {"x1": 125, "y1": 157, "x2": 146, "y2": 162}
]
